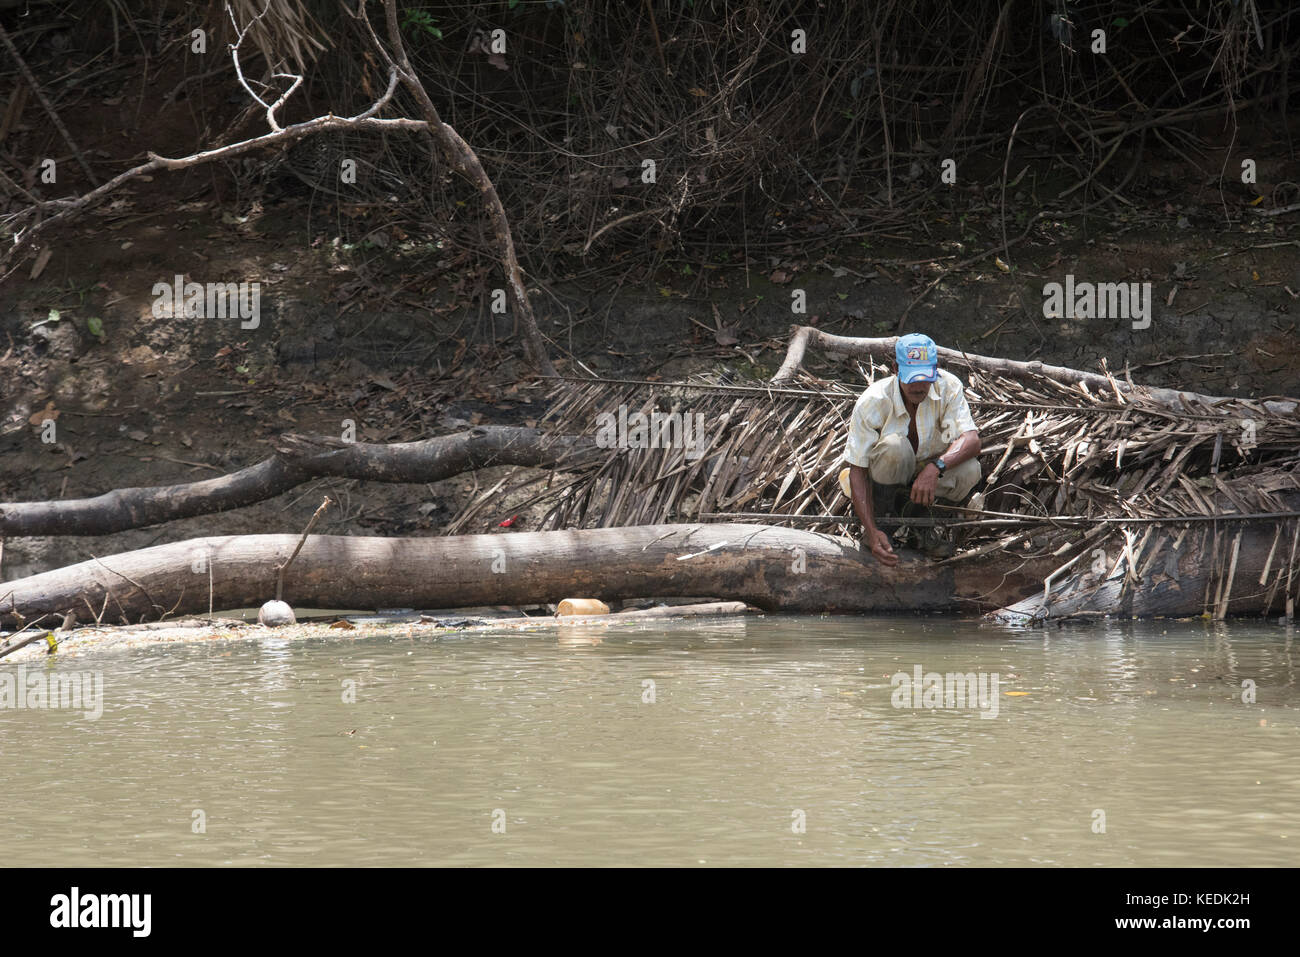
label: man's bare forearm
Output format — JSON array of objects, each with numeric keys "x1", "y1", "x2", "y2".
[
  {"x1": 848, "y1": 464, "x2": 877, "y2": 533},
  {"x1": 938, "y1": 430, "x2": 981, "y2": 467}
]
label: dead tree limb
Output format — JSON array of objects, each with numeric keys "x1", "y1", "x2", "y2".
[
  {"x1": 356, "y1": 0, "x2": 557, "y2": 378},
  {"x1": 0, "y1": 426, "x2": 598, "y2": 537},
  {"x1": 988, "y1": 512, "x2": 1300, "y2": 624},
  {"x1": 771, "y1": 325, "x2": 1300, "y2": 417},
  {"x1": 1, "y1": 66, "x2": 414, "y2": 273},
  {"x1": 1, "y1": 2, "x2": 558, "y2": 379},
  {"x1": 276, "y1": 496, "x2": 332, "y2": 600}
]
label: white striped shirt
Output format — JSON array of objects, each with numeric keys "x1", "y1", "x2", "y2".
[{"x1": 843, "y1": 369, "x2": 977, "y2": 467}]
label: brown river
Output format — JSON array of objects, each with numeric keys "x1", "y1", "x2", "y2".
[{"x1": 2, "y1": 615, "x2": 1297, "y2": 866}]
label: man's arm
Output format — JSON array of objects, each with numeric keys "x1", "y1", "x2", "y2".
[
  {"x1": 942, "y1": 376, "x2": 980, "y2": 465},
  {"x1": 940, "y1": 429, "x2": 981, "y2": 467},
  {"x1": 910, "y1": 429, "x2": 981, "y2": 505},
  {"x1": 849, "y1": 463, "x2": 898, "y2": 567},
  {"x1": 844, "y1": 387, "x2": 898, "y2": 566}
]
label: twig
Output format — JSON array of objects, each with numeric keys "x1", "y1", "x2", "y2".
[
  {"x1": 0, "y1": 620, "x2": 53, "y2": 660},
  {"x1": 226, "y1": 1, "x2": 276, "y2": 116},
  {"x1": 1214, "y1": 529, "x2": 1243, "y2": 619},
  {"x1": 1248, "y1": 203, "x2": 1300, "y2": 217},
  {"x1": 276, "y1": 497, "x2": 332, "y2": 601},
  {"x1": 582, "y1": 208, "x2": 660, "y2": 255},
  {"x1": 642, "y1": 0, "x2": 670, "y2": 78},
  {"x1": 91, "y1": 554, "x2": 162, "y2": 620},
  {"x1": 0, "y1": 22, "x2": 99, "y2": 186},
  {"x1": 1207, "y1": 241, "x2": 1300, "y2": 261}
]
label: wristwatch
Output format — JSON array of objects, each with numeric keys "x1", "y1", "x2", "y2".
[{"x1": 934, "y1": 458, "x2": 947, "y2": 475}]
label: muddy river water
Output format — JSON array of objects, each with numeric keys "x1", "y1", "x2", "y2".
[{"x1": 2, "y1": 615, "x2": 1297, "y2": 866}]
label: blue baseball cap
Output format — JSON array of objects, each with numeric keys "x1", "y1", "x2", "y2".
[{"x1": 896, "y1": 333, "x2": 939, "y2": 383}]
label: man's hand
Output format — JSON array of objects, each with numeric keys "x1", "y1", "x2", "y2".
[
  {"x1": 910, "y1": 462, "x2": 940, "y2": 505},
  {"x1": 865, "y1": 528, "x2": 898, "y2": 567}
]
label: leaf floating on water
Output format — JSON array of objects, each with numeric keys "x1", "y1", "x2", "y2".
[{"x1": 1004, "y1": 691, "x2": 1030, "y2": 696}]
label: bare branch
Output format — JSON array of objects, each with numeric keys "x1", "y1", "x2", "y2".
[
  {"x1": 265, "y1": 71, "x2": 304, "y2": 130},
  {"x1": 363, "y1": 0, "x2": 556, "y2": 378},
  {"x1": 1, "y1": 67, "x2": 408, "y2": 272},
  {"x1": 226, "y1": 0, "x2": 276, "y2": 114}
]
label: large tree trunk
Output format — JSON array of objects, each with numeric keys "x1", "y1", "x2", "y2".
[
  {"x1": 6, "y1": 517, "x2": 1293, "y2": 628},
  {"x1": 0, "y1": 524, "x2": 1052, "y2": 627}
]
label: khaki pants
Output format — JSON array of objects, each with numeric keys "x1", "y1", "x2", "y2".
[{"x1": 839, "y1": 433, "x2": 981, "y2": 503}]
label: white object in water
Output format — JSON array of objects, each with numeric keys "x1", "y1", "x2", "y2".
[
  {"x1": 258, "y1": 600, "x2": 296, "y2": 627},
  {"x1": 556, "y1": 598, "x2": 610, "y2": 617}
]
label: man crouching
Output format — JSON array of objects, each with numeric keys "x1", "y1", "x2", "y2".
[{"x1": 839, "y1": 333, "x2": 982, "y2": 565}]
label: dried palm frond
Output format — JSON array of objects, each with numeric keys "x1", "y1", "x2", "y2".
[{"x1": 446, "y1": 362, "x2": 1300, "y2": 615}]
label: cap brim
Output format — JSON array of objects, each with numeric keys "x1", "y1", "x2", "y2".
[{"x1": 899, "y1": 367, "x2": 938, "y2": 383}]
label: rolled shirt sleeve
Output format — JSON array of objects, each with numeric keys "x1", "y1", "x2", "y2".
[
  {"x1": 843, "y1": 389, "x2": 885, "y2": 468},
  {"x1": 945, "y1": 377, "x2": 977, "y2": 436}
]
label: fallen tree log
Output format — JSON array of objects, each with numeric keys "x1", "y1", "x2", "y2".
[
  {"x1": 4, "y1": 517, "x2": 1294, "y2": 627},
  {"x1": 0, "y1": 426, "x2": 596, "y2": 537},
  {"x1": 771, "y1": 324, "x2": 1300, "y2": 417},
  {"x1": 989, "y1": 516, "x2": 1300, "y2": 624},
  {"x1": 0, "y1": 524, "x2": 1052, "y2": 626}
]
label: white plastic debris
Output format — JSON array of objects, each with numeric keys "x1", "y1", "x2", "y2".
[{"x1": 257, "y1": 600, "x2": 296, "y2": 627}]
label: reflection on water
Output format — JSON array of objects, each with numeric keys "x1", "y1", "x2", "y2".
[{"x1": 1, "y1": 616, "x2": 1297, "y2": 866}]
